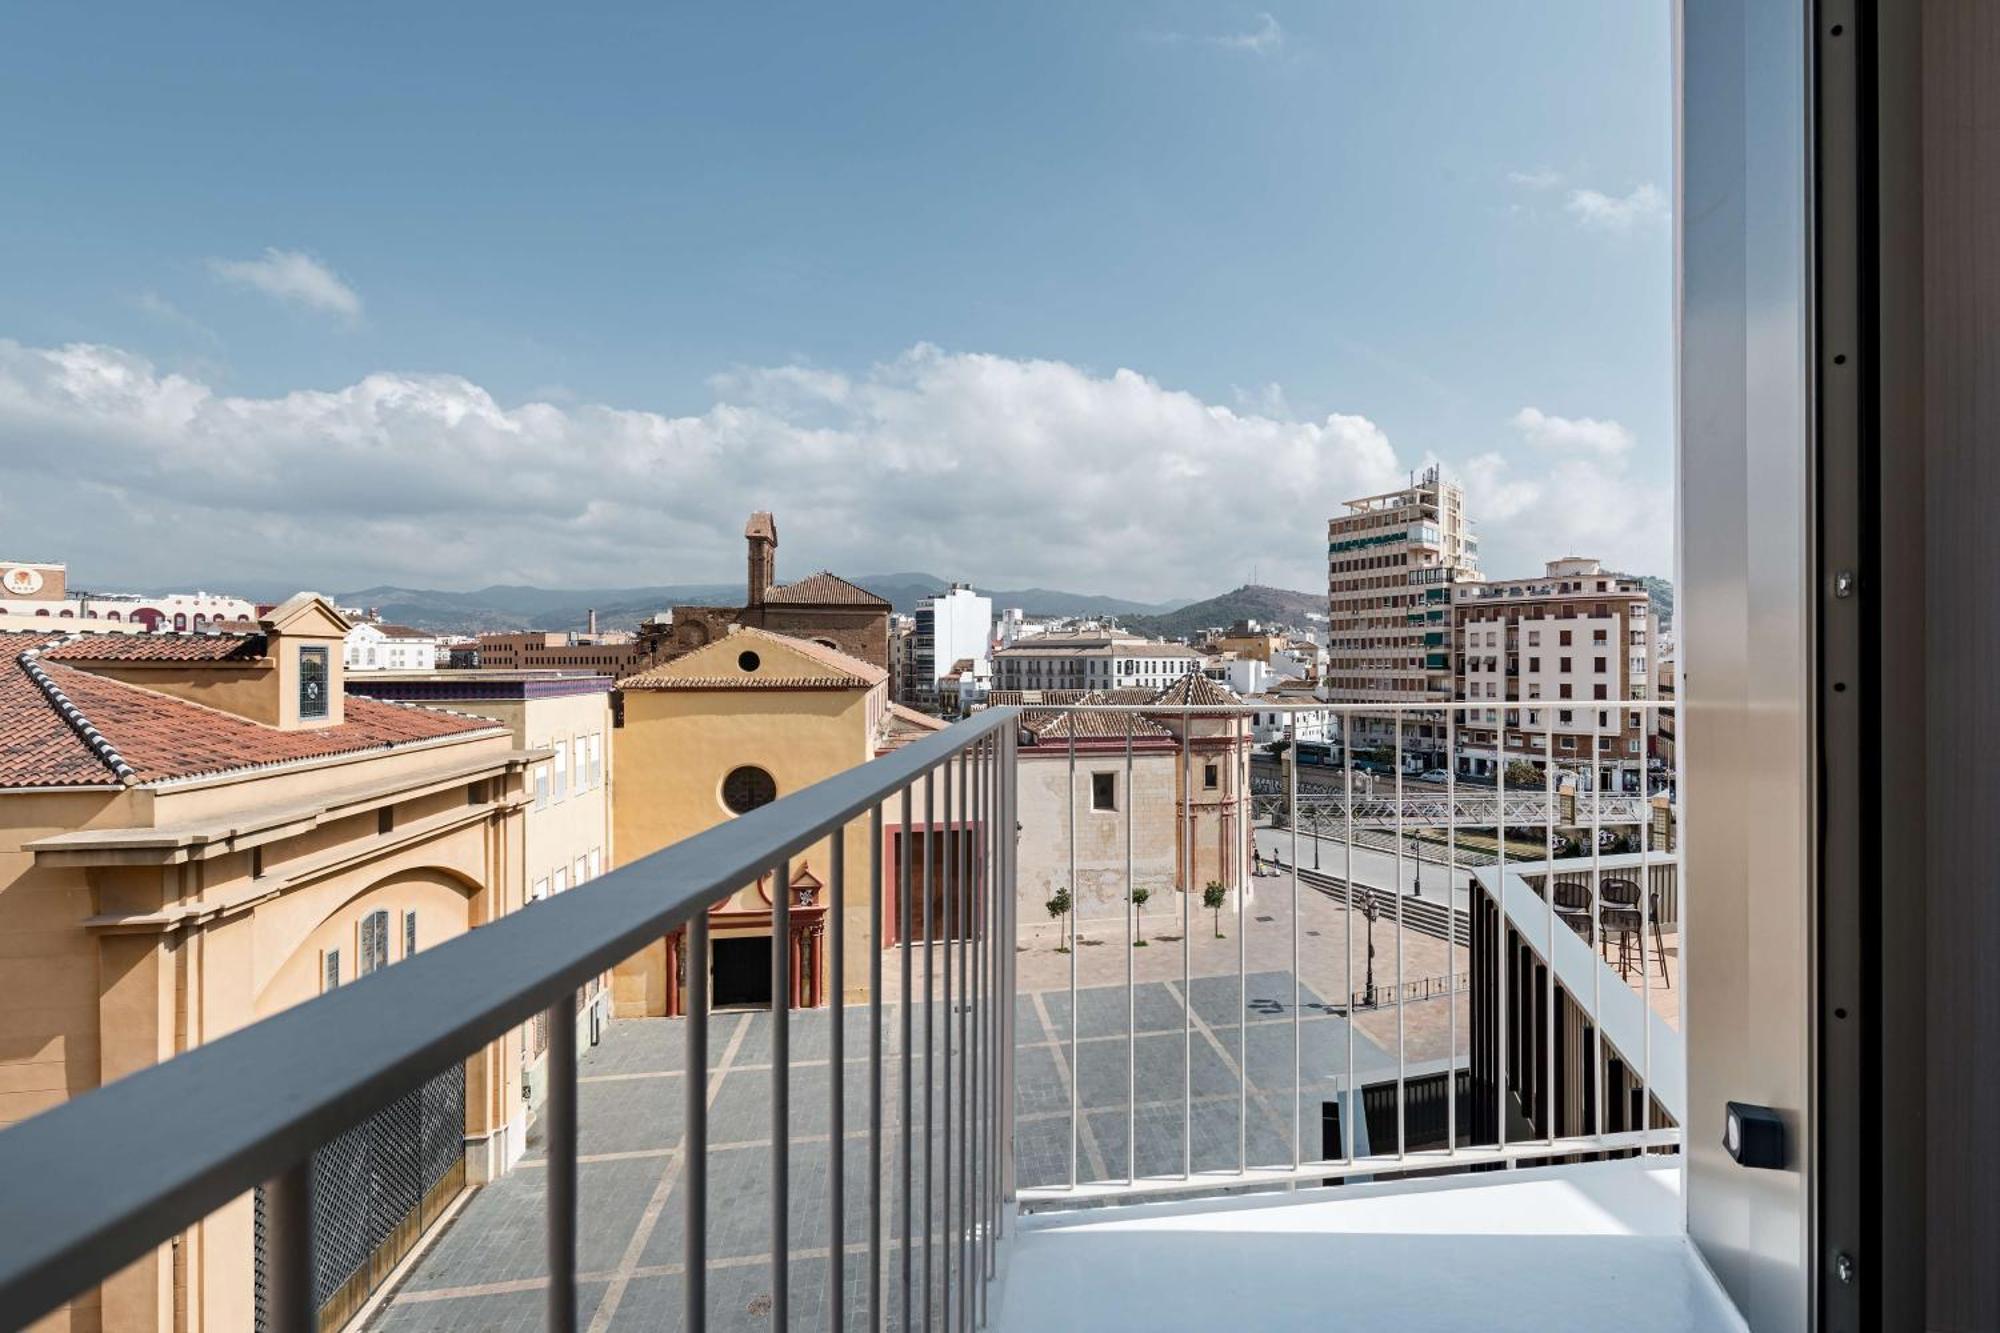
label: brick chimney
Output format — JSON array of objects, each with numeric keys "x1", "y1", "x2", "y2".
[{"x1": 745, "y1": 511, "x2": 778, "y2": 608}]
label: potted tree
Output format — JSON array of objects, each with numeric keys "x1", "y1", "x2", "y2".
[
  {"x1": 1202, "y1": 881, "x2": 1228, "y2": 938},
  {"x1": 1045, "y1": 886, "x2": 1073, "y2": 952},
  {"x1": 1129, "y1": 886, "x2": 1151, "y2": 946}
]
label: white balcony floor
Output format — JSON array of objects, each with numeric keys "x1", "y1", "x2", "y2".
[{"x1": 992, "y1": 1160, "x2": 1744, "y2": 1332}]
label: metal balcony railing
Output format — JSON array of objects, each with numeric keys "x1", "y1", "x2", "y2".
[
  {"x1": 0, "y1": 708, "x2": 1022, "y2": 1332},
  {"x1": 1010, "y1": 699, "x2": 1680, "y2": 1208}
]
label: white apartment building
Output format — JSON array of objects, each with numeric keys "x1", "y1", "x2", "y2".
[
  {"x1": 904, "y1": 583, "x2": 992, "y2": 706},
  {"x1": 344, "y1": 622, "x2": 440, "y2": 672},
  {"x1": 1453, "y1": 556, "x2": 1657, "y2": 791},
  {"x1": 992, "y1": 632, "x2": 1201, "y2": 692}
]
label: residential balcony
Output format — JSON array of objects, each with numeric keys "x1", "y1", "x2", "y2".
[{"x1": 0, "y1": 699, "x2": 1736, "y2": 1333}]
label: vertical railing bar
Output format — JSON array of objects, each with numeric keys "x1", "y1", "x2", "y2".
[
  {"x1": 1289, "y1": 717, "x2": 1301, "y2": 1172},
  {"x1": 870, "y1": 804, "x2": 885, "y2": 1333},
  {"x1": 923, "y1": 771, "x2": 936, "y2": 1330},
  {"x1": 1590, "y1": 708, "x2": 1604, "y2": 1146},
  {"x1": 976, "y1": 738, "x2": 991, "y2": 1323},
  {"x1": 831, "y1": 830, "x2": 847, "y2": 1333},
  {"x1": 1237, "y1": 713, "x2": 1247, "y2": 1176},
  {"x1": 546, "y1": 989, "x2": 578, "y2": 1333},
  {"x1": 772, "y1": 855, "x2": 791, "y2": 1329},
  {"x1": 1640, "y1": 705, "x2": 1655, "y2": 1147},
  {"x1": 928, "y1": 756, "x2": 944, "y2": 1328},
  {"x1": 941, "y1": 760, "x2": 955, "y2": 1332},
  {"x1": 1394, "y1": 714, "x2": 1406, "y2": 1161},
  {"x1": 1000, "y1": 725, "x2": 1016, "y2": 1217},
  {"x1": 1125, "y1": 713, "x2": 1136, "y2": 1186},
  {"x1": 900, "y1": 785, "x2": 915, "y2": 1329},
  {"x1": 686, "y1": 911, "x2": 710, "y2": 1331},
  {"x1": 967, "y1": 740, "x2": 980, "y2": 1326},
  {"x1": 1182, "y1": 709, "x2": 1193, "y2": 1179},
  {"x1": 958, "y1": 747, "x2": 972, "y2": 1333},
  {"x1": 1446, "y1": 705, "x2": 1458, "y2": 1157},
  {"x1": 1066, "y1": 722, "x2": 1078, "y2": 1192},
  {"x1": 263, "y1": 1158, "x2": 313, "y2": 1333},
  {"x1": 1495, "y1": 705, "x2": 1509, "y2": 1158},
  {"x1": 1545, "y1": 707, "x2": 1558, "y2": 1148},
  {"x1": 1342, "y1": 710, "x2": 1355, "y2": 1165}
]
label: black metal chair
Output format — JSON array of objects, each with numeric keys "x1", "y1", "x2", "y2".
[
  {"x1": 1551, "y1": 877, "x2": 1593, "y2": 943},
  {"x1": 1599, "y1": 878, "x2": 1670, "y2": 986}
]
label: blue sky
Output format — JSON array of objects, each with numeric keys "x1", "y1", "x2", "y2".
[{"x1": 0, "y1": 3, "x2": 1672, "y2": 600}]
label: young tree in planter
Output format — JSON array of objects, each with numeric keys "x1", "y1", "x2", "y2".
[
  {"x1": 1202, "y1": 880, "x2": 1228, "y2": 938},
  {"x1": 1129, "y1": 885, "x2": 1151, "y2": 946},
  {"x1": 1045, "y1": 886, "x2": 1073, "y2": 952}
]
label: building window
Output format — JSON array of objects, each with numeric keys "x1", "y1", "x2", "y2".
[
  {"x1": 553, "y1": 867, "x2": 568, "y2": 895},
  {"x1": 1203, "y1": 762, "x2": 1219, "y2": 790},
  {"x1": 298, "y1": 646, "x2": 329, "y2": 720},
  {"x1": 359, "y1": 909, "x2": 389, "y2": 975},
  {"x1": 553, "y1": 740, "x2": 569, "y2": 802},
  {"x1": 1091, "y1": 772, "x2": 1117, "y2": 811},
  {"x1": 323, "y1": 949, "x2": 341, "y2": 991},
  {"x1": 588, "y1": 848, "x2": 601, "y2": 879},
  {"x1": 723, "y1": 765, "x2": 778, "y2": 814},
  {"x1": 534, "y1": 763, "x2": 550, "y2": 811},
  {"x1": 574, "y1": 855, "x2": 589, "y2": 886},
  {"x1": 532, "y1": 877, "x2": 549, "y2": 902},
  {"x1": 1559, "y1": 630, "x2": 1573, "y2": 646},
  {"x1": 404, "y1": 910, "x2": 418, "y2": 958},
  {"x1": 1594, "y1": 657, "x2": 1608, "y2": 673}
]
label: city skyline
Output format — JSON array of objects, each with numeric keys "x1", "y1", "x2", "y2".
[{"x1": 0, "y1": 3, "x2": 1672, "y2": 599}]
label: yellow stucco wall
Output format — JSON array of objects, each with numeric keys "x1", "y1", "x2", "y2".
[
  {"x1": 610, "y1": 677, "x2": 884, "y2": 1016},
  {"x1": 3, "y1": 730, "x2": 529, "y2": 1333}
]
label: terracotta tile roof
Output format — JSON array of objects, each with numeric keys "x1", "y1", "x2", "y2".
[
  {"x1": 762, "y1": 570, "x2": 891, "y2": 608},
  {"x1": 1150, "y1": 673, "x2": 1241, "y2": 708},
  {"x1": 878, "y1": 702, "x2": 950, "y2": 753},
  {"x1": 620, "y1": 626, "x2": 887, "y2": 690},
  {"x1": 43, "y1": 631, "x2": 267, "y2": 662},
  {"x1": 0, "y1": 631, "x2": 501, "y2": 790},
  {"x1": 1025, "y1": 709, "x2": 1174, "y2": 742}
]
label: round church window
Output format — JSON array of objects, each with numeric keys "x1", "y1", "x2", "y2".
[{"x1": 722, "y1": 766, "x2": 777, "y2": 814}]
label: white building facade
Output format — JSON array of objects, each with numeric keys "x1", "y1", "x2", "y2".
[
  {"x1": 905, "y1": 583, "x2": 993, "y2": 707},
  {"x1": 993, "y1": 633, "x2": 1202, "y2": 693},
  {"x1": 345, "y1": 623, "x2": 441, "y2": 673}
]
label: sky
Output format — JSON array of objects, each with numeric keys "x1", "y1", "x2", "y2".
[{"x1": 0, "y1": 3, "x2": 1673, "y2": 602}]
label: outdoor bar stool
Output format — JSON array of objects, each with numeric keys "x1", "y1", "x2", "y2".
[
  {"x1": 1600, "y1": 878, "x2": 1670, "y2": 985},
  {"x1": 1551, "y1": 877, "x2": 1594, "y2": 943}
]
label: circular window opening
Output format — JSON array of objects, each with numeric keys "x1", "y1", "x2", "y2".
[
  {"x1": 722, "y1": 766, "x2": 777, "y2": 814},
  {"x1": 737, "y1": 649, "x2": 761, "y2": 673}
]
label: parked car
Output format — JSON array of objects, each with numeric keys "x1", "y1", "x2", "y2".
[{"x1": 1419, "y1": 768, "x2": 1451, "y2": 783}]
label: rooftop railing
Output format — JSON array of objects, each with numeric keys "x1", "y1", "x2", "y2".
[{"x1": 0, "y1": 695, "x2": 1680, "y2": 1331}]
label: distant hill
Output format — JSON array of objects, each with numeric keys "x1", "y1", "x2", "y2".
[
  {"x1": 333, "y1": 575, "x2": 1192, "y2": 633},
  {"x1": 1607, "y1": 572, "x2": 1675, "y2": 625},
  {"x1": 1117, "y1": 584, "x2": 1323, "y2": 642}
]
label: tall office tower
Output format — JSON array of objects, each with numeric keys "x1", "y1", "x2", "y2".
[{"x1": 1324, "y1": 466, "x2": 1480, "y2": 766}]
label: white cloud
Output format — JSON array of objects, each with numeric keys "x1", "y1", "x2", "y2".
[
  {"x1": 1506, "y1": 167, "x2": 1563, "y2": 190},
  {"x1": 0, "y1": 339, "x2": 1407, "y2": 600},
  {"x1": 1456, "y1": 410, "x2": 1670, "y2": 578},
  {"x1": 1510, "y1": 406, "x2": 1634, "y2": 457},
  {"x1": 1563, "y1": 183, "x2": 1668, "y2": 233},
  {"x1": 1208, "y1": 13, "x2": 1284, "y2": 54},
  {"x1": 1151, "y1": 13, "x2": 1285, "y2": 55},
  {"x1": 207, "y1": 249, "x2": 363, "y2": 321}
]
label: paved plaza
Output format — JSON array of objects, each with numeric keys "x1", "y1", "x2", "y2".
[{"x1": 362, "y1": 952, "x2": 1417, "y2": 1332}]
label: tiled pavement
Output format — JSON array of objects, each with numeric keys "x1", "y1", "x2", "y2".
[{"x1": 364, "y1": 969, "x2": 1401, "y2": 1331}]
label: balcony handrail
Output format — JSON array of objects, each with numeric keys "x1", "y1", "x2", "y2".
[{"x1": 0, "y1": 705, "x2": 1021, "y2": 1328}]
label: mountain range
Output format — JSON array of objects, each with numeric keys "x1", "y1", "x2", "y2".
[{"x1": 330, "y1": 575, "x2": 1195, "y2": 634}]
